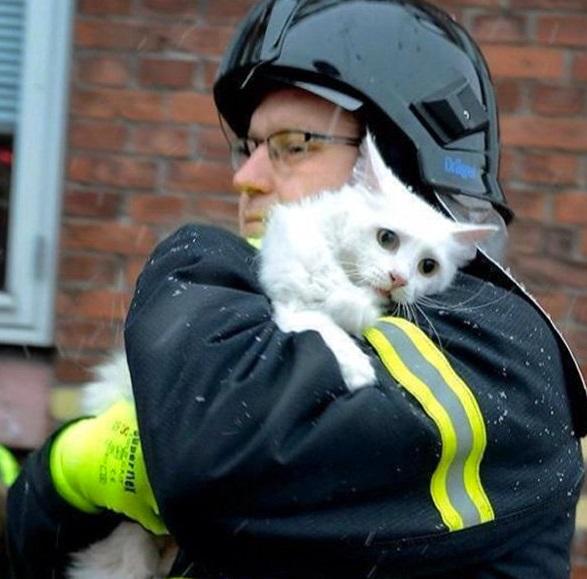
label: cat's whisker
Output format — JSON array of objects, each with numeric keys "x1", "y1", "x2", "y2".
[
  {"x1": 414, "y1": 302, "x2": 443, "y2": 350},
  {"x1": 418, "y1": 284, "x2": 511, "y2": 314}
]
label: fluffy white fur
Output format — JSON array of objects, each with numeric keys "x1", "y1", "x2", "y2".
[
  {"x1": 67, "y1": 355, "x2": 177, "y2": 579},
  {"x1": 259, "y1": 133, "x2": 496, "y2": 390},
  {"x1": 66, "y1": 522, "x2": 167, "y2": 579},
  {"x1": 69, "y1": 133, "x2": 495, "y2": 577}
]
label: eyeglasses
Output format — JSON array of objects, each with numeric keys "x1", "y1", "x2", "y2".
[{"x1": 227, "y1": 130, "x2": 362, "y2": 171}]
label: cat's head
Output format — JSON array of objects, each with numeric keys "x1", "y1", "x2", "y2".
[{"x1": 337, "y1": 132, "x2": 497, "y2": 305}]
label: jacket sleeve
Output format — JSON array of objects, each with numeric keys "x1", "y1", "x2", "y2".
[
  {"x1": 125, "y1": 224, "x2": 584, "y2": 576},
  {"x1": 6, "y1": 428, "x2": 121, "y2": 579}
]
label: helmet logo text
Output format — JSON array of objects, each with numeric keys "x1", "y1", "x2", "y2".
[{"x1": 444, "y1": 156, "x2": 477, "y2": 181}]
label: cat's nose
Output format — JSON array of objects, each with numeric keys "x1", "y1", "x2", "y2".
[{"x1": 389, "y1": 272, "x2": 407, "y2": 289}]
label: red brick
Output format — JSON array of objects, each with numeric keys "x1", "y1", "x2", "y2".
[
  {"x1": 61, "y1": 221, "x2": 157, "y2": 256},
  {"x1": 58, "y1": 289, "x2": 132, "y2": 321},
  {"x1": 505, "y1": 188, "x2": 547, "y2": 221},
  {"x1": 59, "y1": 254, "x2": 119, "y2": 286},
  {"x1": 139, "y1": 59, "x2": 195, "y2": 89},
  {"x1": 554, "y1": 191, "x2": 587, "y2": 225},
  {"x1": 168, "y1": 92, "x2": 218, "y2": 125},
  {"x1": 56, "y1": 319, "x2": 124, "y2": 351},
  {"x1": 544, "y1": 226, "x2": 577, "y2": 260},
  {"x1": 69, "y1": 121, "x2": 127, "y2": 151},
  {"x1": 142, "y1": 25, "x2": 233, "y2": 57},
  {"x1": 71, "y1": 89, "x2": 166, "y2": 122},
  {"x1": 131, "y1": 126, "x2": 191, "y2": 158},
  {"x1": 129, "y1": 194, "x2": 190, "y2": 224},
  {"x1": 164, "y1": 25, "x2": 233, "y2": 56},
  {"x1": 507, "y1": 220, "x2": 545, "y2": 255},
  {"x1": 531, "y1": 290, "x2": 572, "y2": 321},
  {"x1": 77, "y1": 56, "x2": 131, "y2": 88},
  {"x1": 191, "y1": 195, "x2": 239, "y2": 227},
  {"x1": 511, "y1": 0, "x2": 587, "y2": 8},
  {"x1": 573, "y1": 296, "x2": 587, "y2": 326},
  {"x1": 204, "y1": 0, "x2": 259, "y2": 25},
  {"x1": 63, "y1": 190, "x2": 121, "y2": 218},
  {"x1": 572, "y1": 562, "x2": 587, "y2": 579},
  {"x1": 573, "y1": 54, "x2": 587, "y2": 83},
  {"x1": 537, "y1": 16, "x2": 587, "y2": 48},
  {"x1": 125, "y1": 257, "x2": 148, "y2": 288},
  {"x1": 54, "y1": 354, "x2": 104, "y2": 384},
  {"x1": 508, "y1": 254, "x2": 587, "y2": 290},
  {"x1": 531, "y1": 85, "x2": 585, "y2": 116},
  {"x1": 495, "y1": 80, "x2": 523, "y2": 113},
  {"x1": 434, "y1": 0, "x2": 501, "y2": 7},
  {"x1": 501, "y1": 115, "x2": 587, "y2": 152},
  {"x1": 75, "y1": 21, "x2": 145, "y2": 50},
  {"x1": 562, "y1": 328, "x2": 587, "y2": 363},
  {"x1": 167, "y1": 160, "x2": 233, "y2": 193},
  {"x1": 519, "y1": 153, "x2": 580, "y2": 185},
  {"x1": 202, "y1": 60, "x2": 219, "y2": 91},
  {"x1": 140, "y1": 0, "x2": 194, "y2": 14},
  {"x1": 196, "y1": 127, "x2": 230, "y2": 162},
  {"x1": 68, "y1": 154, "x2": 157, "y2": 189},
  {"x1": 498, "y1": 148, "x2": 518, "y2": 181},
  {"x1": 79, "y1": 0, "x2": 131, "y2": 14},
  {"x1": 481, "y1": 45, "x2": 565, "y2": 80},
  {"x1": 471, "y1": 14, "x2": 527, "y2": 44}
]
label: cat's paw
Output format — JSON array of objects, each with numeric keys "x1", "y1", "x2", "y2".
[
  {"x1": 325, "y1": 290, "x2": 381, "y2": 336},
  {"x1": 339, "y1": 349, "x2": 376, "y2": 391}
]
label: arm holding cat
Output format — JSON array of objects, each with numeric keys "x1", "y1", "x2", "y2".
[
  {"x1": 7, "y1": 222, "x2": 583, "y2": 577},
  {"x1": 123, "y1": 223, "x2": 583, "y2": 576}
]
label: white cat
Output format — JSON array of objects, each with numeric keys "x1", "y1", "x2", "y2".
[
  {"x1": 259, "y1": 133, "x2": 496, "y2": 390},
  {"x1": 68, "y1": 133, "x2": 495, "y2": 579}
]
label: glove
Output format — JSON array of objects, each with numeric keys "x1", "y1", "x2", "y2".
[
  {"x1": 49, "y1": 400, "x2": 167, "y2": 535},
  {"x1": 0, "y1": 444, "x2": 19, "y2": 486}
]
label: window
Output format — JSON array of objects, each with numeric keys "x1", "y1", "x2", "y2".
[{"x1": 0, "y1": 0, "x2": 73, "y2": 345}]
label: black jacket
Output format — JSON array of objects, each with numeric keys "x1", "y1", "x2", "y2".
[{"x1": 7, "y1": 224, "x2": 586, "y2": 578}]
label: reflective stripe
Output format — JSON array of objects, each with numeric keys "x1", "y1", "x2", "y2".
[{"x1": 364, "y1": 316, "x2": 494, "y2": 531}]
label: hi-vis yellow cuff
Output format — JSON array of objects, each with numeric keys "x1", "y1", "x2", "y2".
[{"x1": 364, "y1": 316, "x2": 494, "y2": 532}]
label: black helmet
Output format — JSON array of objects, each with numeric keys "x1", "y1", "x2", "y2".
[{"x1": 214, "y1": 0, "x2": 513, "y2": 224}]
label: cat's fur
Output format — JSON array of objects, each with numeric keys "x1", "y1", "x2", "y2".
[
  {"x1": 259, "y1": 133, "x2": 496, "y2": 390},
  {"x1": 68, "y1": 133, "x2": 495, "y2": 578}
]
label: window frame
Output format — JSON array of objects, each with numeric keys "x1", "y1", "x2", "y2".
[{"x1": 0, "y1": 0, "x2": 73, "y2": 345}]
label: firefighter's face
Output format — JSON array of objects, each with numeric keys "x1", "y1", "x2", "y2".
[{"x1": 231, "y1": 88, "x2": 361, "y2": 238}]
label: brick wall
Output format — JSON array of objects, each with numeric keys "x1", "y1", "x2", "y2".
[
  {"x1": 56, "y1": 0, "x2": 255, "y2": 389},
  {"x1": 57, "y1": 0, "x2": 587, "y2": 568},
  {"x1": 60, "y1": 0, "x2": 587, "y2": 391}
]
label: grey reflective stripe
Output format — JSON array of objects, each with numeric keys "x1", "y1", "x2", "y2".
[{"x1": 365, "y1": 317, "x2": 494, "y2": 530}]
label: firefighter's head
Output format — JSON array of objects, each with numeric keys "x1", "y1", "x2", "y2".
[{"x1": 214, "y1": 0, "x2": 511, "y2": 252}]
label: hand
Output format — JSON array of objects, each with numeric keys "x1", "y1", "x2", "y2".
[{"x1": 50, "y1": 400, "x2": 167, "y2": 535}]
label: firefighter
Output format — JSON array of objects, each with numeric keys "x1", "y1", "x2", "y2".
[{"x1": 7, "y1": 1, "x2": 586, "y2": 577}]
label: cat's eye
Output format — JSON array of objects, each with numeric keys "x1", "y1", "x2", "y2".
[
  {"x1": 377, "y1": 228, "x2": 399, "y2": 251},
  {"x1": 418, "y1": 258, "x2": 439, "y2": 276}
]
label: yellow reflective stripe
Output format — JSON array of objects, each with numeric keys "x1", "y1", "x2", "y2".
[
  {"x1": 364, "y1": 325, "x2": 464, "y2": 530},
  {"x1": 386, "y1": 317, "x2": 494, "y2": 524},
  {"x1": 385, "y1": 318, "x2": 495, "y2": 522},
  {"x1": 364, "y1": 316, "x2": 494, "y2": 531}
]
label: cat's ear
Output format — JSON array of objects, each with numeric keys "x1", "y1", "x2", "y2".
[
  {"x1": 354, "y1": 131, "x2": 404, "y2": 193},
  {"x1": 450, "y1": 223, "x2": 499, "y2": 261},
  {"x1": 452, "y1": 223, "x2": 499, "y2": 244}
]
